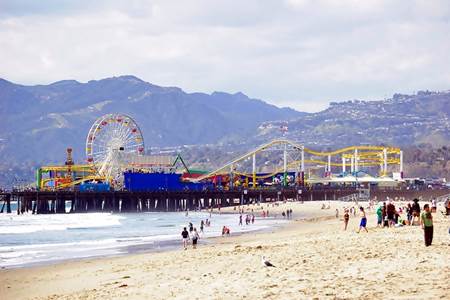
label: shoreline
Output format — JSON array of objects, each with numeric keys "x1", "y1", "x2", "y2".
[
  {"x1": 0, "y1": 203, "x2": 296, "y2": 270},
  {"x1": 0, "y1": 201, "x2": 333, "y2": 271},
  {"x1": 1, "y1": 200, "x2": 449, "y2": 299}
]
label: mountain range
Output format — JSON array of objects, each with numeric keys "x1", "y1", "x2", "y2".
[
  {"x1": 0, "y1": 75, "x2": 301, "y2": 164},
  {"x1": 0, "y1": 75, "x2": 449, "y2": 186}
]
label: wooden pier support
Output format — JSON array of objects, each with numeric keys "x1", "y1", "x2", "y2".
[{"x1": 0, "y1": 187, "x2": 385, "y2": 214}]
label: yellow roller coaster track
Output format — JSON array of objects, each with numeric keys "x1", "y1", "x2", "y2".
[
  {"x1": 39, "y1": 164, "x2": 95, "y2": 172},
  {"x1": 190, "y1": 139, "x2": 401, "y2": 182}
]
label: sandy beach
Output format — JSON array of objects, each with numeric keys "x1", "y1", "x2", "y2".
[{"x1": 1, "y1": 200, "x2": 449, "y2": 300}]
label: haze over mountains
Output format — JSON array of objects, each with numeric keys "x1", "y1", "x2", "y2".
[{"x1": 0, "y1": 75, "x2": 449, "y2": 186}]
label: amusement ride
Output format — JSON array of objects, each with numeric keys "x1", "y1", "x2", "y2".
[{"x1": 37, "y1": 114, "x2": 404, "y2": 191}]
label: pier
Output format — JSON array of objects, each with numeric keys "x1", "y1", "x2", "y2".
[
  {"x1": 1, "y1": 187, "x2": 448, "y2": 215},
  {"x1": 0, "y1": 188, "x2": 359, "y2": 214}
]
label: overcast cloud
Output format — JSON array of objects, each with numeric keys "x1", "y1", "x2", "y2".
[{"x1": 0, "y1": 0, "x2": 449, "y2": 112}]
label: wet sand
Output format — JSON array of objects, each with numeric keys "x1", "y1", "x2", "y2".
[{"x1": 1, "y1": 201, "x2": 449, "y2": 299}]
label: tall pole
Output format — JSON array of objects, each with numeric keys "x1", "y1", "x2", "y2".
[
  {"x1": 350, "y1": 156, "x2": 354, "y2": 174},
  {"x1": 229, "y1": 164, "x2": 234, "y2": 190},
  {"x1": 252, "y1": 153, "x2": 256, "y2": 188},
  {"x1": 342, "y1": 156, "x2": 346, "y2": 174},
  {"x1": 300, "y1": 146, "x2": 305, "y2": 186},
  {"x1": 327, "y1": 154, "x2": 331, "y2": 177},
  {"x1": 354, "y1": 149, "x2": 358, "y2": 173},
  {"x1": 399, "y1": 150, "x2": 403, "y2": 178},
  {"x1": 383, "y1": 148, "x2": 387, "y2": 177},
  {"x1": 283, "y1": 143, "x2": 287, "y2": 186}
]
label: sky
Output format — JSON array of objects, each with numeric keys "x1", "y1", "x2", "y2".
[{"x1": 0, "y1": 0, "x2": 449, "y2": 112}]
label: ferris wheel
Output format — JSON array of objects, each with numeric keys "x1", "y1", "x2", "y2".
[{"x1": 86, "y1": 114, "x2": 145, "y2": 183}]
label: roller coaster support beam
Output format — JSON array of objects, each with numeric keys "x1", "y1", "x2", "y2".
[
  {"x1": 283, "y1": 144, "x2": 287, "y2": 186},
  {"x1": 342, "y1": 157, "x2": 346, "y2": 174},
  {"x1": 350, "y1": 156, "x2": 354, "y2": 174},
  {"x1": 230, "y1": 164, "x2": 234, "y2": 190},
  {"x1": 300, "y1": 147, "x2": 305, "y2": 186},
  {"x1": 400, "y1": 150, "x2": 403, "y2": 178},
  {"x1": 327, "y1": 155, "x2": 331, "y2": 177},
  {"x1": 354, "y1": 149, "x2": 358, "y2": 173},
  {"x1": 252, "y1": 153, "x2": 256, "y2": 188},
  {"x1": 383, "y1": 148, "x2": 388, "y2": 176}
]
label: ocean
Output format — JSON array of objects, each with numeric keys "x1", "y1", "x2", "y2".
[{"x1": 0, "y1": 203, "x2": 289, "y2": 269}]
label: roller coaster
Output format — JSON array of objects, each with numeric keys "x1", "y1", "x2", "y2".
[{"x1": 187, "y1": 138, "x2": 403, "y2": 187}]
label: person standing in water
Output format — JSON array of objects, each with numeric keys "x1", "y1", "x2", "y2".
[
  {"x1": 421, "y1": 204, "x2": 433, "y2": 246},
  {"x1": 357, "y1": 207, "x2": 368, "y2": 233},
  {"x1": 181, "y1": 227, "x2": 189, "y2": 250},
  {"x1": 200, "y1": 220, "x2": 204, "y2": 233},
  {"x1": 191, "y1": 228, "x2": 200, "y2": 249}
]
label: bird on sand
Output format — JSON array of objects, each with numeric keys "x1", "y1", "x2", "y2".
[{"x1": 261, "y1": 256, "x2": 276, "y2": 267}]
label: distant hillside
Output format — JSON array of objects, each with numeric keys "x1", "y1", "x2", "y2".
[
  {"x1": 255, "y1": 90, "x2": 450, "y2": 148},
  {"x1": 0, "y1": 75, "x2": 302, "y2": 166}
]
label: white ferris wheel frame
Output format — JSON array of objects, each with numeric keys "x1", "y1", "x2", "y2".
[{"x1": 85, "y1": 113, "x2": 145, "y2": 180}]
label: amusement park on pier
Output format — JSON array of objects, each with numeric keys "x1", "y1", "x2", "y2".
[{"x1": 1, "y1": 113, "x2": 449, "y2": 214}]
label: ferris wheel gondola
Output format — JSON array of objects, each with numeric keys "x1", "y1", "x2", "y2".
[{"x1": 85, "y1": 114, "x2": 144, "y2": 185}]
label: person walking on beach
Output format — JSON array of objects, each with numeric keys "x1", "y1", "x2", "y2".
[
  {"x1": 411, "y1": 198, "x2": 421, "y2": 225},
  {"x1": 344, "y1": 209, "x2": 350, "y2": 231},
  {"x1": 421, "y1": 204, "x2": 433, "y2": 246},
  {"x1": 189, "y1": 222, "x2": 194, "y2": 233},
  {"x1": 387, "y1": 201, "x2": 396, "y2": 227},
  {"x1": 382, "y1": 202, "x2": 389, "y2": 228},
  {"x1": 357, "y1": 207, "x2": 368, "y2": 233},
  {"x1": 406, "y1": 203, "x2": 413, "y2": 225},
  {"x1": 251, "y1": 214, "x2": 255, "y2": 224},
  {"x1": 335, "y1": 208, "x2": 339, "y2": 219},
  {"x1": 191, "y1": 228, "x2": 200, "y2": 249},
  {"x1": 431, "y1": 198, "x2": 437, "y2": 213},
  {"x1": 181, "y1": 227, "x2": 190, "y2": 250},
  {"x1": 239, "y1": 214, "x2": 243, "y2": 226},
  {"x1": 376, "y1": 205, "x2": 383, "y2": 227}
]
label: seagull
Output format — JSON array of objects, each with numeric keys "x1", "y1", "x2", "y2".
[{"x1": 261, "y1": 256, "x2": 276, "y2": 267}]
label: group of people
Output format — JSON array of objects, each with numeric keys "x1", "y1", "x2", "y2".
[
  {"x1": 182, "y1": 218, "x2": 215, "y2": 250},
  {"x1": 374, "y1": 198, "x2": 429, "y2": 228},
  {"x1": 181, "y1": 223, "x2": 201, "y2": 250},
  {"x1": 239, "y1": 213, "x2": 255, "y2": 225},
  {"x1": 342, "y1": 197, "x2": 438, "y2": 247},
  {"x1": 281, "y1": 209, "x2": 293, "y2": 219},
  {"x1": 199, "y1": 219, "x2": 211, "y2": 233},
  {"x1": 341, "y1": 206, "x2": 367, "y2": 232}
]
